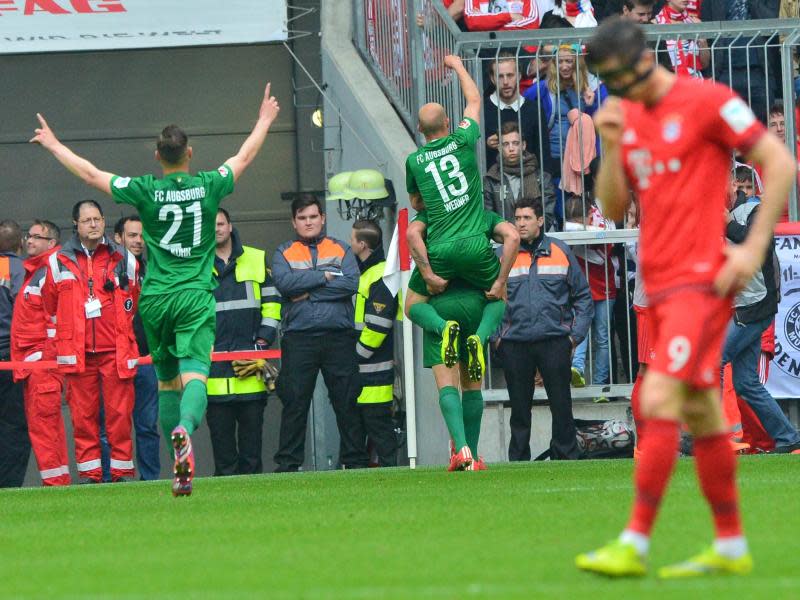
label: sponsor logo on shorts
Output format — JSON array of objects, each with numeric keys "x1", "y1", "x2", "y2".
[{"x1": 124, "y1": 298, "x2": 133, "y2": 312}]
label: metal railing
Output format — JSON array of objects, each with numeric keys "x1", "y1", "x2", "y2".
[{"x1": 353, "y1": 4, "x2": 800, "y2": 403}]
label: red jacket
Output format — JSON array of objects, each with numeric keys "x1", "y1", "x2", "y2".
[
  {"x1": 10, "y1": 246, "x2": 60, "y2": 381},
  {"x1": 42, "y1": 236, "x2": 140, "y2": 379},
  {"x1": 463, "y1": 0, "x2": 540, "y2": 31}
]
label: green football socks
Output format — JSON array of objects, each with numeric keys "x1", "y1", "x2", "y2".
[
  {"x1": 158, "y1": 390, "x2": 181, "y2": 443},
  {"x1": 179, "y1": 379, "x2": 208, "y2": 435},
  {"x1": 476, "y1": 299, "x2": 506, "y2": 345},
  {"x1": 462, "y1": 389, "x2": 484, "y2": 458},
  {"x1": 438, "y1": 386, "x2": 467, "y2": 450},
  {"x1": 408, "y1": 303, "x2": 447, "y2": 336}
]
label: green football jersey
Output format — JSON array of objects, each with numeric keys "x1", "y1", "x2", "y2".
[
  {"x1": 406, "y1": 117, "x2": 485, "y2": 246},
  {"x1": 110, "y1": 165, "x2": 234, "y2": 296}
]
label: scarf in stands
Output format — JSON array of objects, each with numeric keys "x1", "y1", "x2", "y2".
[
  {"x1": 553, "y1": 0, "x2": 597, "y2": 27},
  {"x1": 655, "y1": 6, "x2": 702, "y2": 78}
]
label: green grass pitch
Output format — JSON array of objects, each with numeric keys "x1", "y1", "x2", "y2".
[{"x1": 2, "y1": 456, "x2": 798, "y2": 598}]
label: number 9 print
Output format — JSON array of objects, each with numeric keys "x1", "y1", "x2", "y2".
[{"x1": 666, "y1": 336, "x2": 691, "y2": 373}]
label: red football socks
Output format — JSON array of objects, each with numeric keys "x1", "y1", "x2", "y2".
[
  {"x1": 627, "y1": 418, "x2": 680, "y2": 535},
  {"x1": 631, "y1": 372, "x2": 644, "y2": 447},
  {"x1": 694, "y1": 432, "x2": 742, "y2": 538}
]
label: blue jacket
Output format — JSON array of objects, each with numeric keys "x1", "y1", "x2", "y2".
[
  {"x1": 498, "y1": 234, "x2": 593, "y2": 344},
  {"x1": 0, "y1": 252, "x2": 24, "y2": 356},
  {"x1": 523, "y1": 79, "x2": 607, "y2": 158},
  {"x1": 272, "y1": 235, "x2": 358, "y2": 334}
]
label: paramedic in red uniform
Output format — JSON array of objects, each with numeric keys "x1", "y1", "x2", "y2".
[
  {"x1": 42, "y1": 200, "x2": 140, "y2": 483},
  {"x1": 11, "y1": 220, "x2": 70, "y2": 486}
]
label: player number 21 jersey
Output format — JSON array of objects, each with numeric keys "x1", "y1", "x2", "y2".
[
  {"x1": 405, "y1": 117, "x2": 485, "y2": 246},
  {"x1": 110, "y1": 165, "x2": 234, "y2": 297}
]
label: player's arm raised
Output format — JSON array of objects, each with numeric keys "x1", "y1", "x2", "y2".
[
  {"x1": 225, "y1": 82, "x2": 281, "y2": 183},
  {"x1": 715, "y1": 132, "x2": 795, "y2": 296},
  {"x1": 592, "y1": 98, "x2": 629, "y2": 223},
  {"x1": 30, "y1": 113, "x2": 114, "y2": 195},
  {"x1": 443, "y1": 55, "x2": 481, "y2": 124}
]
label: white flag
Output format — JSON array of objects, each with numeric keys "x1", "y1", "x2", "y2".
[{"x1": 383, "y1": 223, "x2": 402, "y2": 298}]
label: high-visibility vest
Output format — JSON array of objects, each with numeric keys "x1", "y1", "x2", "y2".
[
  {"x1": 354, "y1": 260, "x2": 400, "y2": 404},
  {"x1": 208, "y1": 245, "x2": 280, "y2": 400}
]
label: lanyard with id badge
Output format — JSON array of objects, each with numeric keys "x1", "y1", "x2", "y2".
[{"x1": 84, "y1": 254, "x2": 102, "y2": 319}]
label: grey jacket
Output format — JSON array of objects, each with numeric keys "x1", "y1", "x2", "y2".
[
  {"x1": 483, "y1": 151, "x2": 556, "y2": 229},
  {"x1": 272, "y1": 235, "x2": 358, "y2": 334},
  {"x1": 726, "y1": 200, "x2": 780, "y2": 323}
]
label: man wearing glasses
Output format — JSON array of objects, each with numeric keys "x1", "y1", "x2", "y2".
[
  {"x1": 41, "y1": 200, "x2": 140, "y2": 484},
  {"x1": 11, "y1": 220, "x2": 72, "y2": 486}
]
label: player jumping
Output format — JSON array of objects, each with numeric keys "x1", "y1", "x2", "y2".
[
  {"x1": 574, "y1": 19, "x2": 795, "y2": 578},
  {"x1": 405, "y1": 54, "x2": 518, "y2": 384},
  {"x1": 30, "y1": 83, "x2": 280, "y2": 497},
  {"x1": 408, "y1": 210, "x2": 519, "y2": 470}
]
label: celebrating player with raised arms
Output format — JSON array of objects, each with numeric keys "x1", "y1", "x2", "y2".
[
  {"x1": 404, "y1": 54, "x2": 519, "y2": 389},
  {"x1": 31, "y1": 83, "x2": 280, "y2": 497},
  {"x1": 575, "y1": 19, "x2": 795, "y2": 578}
]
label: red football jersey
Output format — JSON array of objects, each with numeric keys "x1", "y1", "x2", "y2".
[{"x1": 620, "y1": 77, "x2": 765, "y2": 299}]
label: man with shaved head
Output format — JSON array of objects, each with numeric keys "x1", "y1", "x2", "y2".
[{"x1": 404, "y1": 55, "x2": 519, "y2": 469}]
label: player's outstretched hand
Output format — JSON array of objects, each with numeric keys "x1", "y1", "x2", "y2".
[
  {"x1": 259, "y1": 82, "x2": 281, "y2": 124},
  {"x1": 443, "y1": 55, "x2": 464, "y2": 71},
  {"x1": 485, "y1": 279, "x2": 507, "y2": 301},
  {"x1": 714, "y1": 244, "x2": 763, "y2": 297},
  {"x1": 593, "y1": 97, "x2": 624, "y2": 146},
  {"x1": 29, "y1": 113, "x2": 59, "y2": 150}
]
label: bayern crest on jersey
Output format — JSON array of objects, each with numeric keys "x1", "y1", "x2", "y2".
[{"x1": 662, "y1": 117, "x2": 682, "y2": 143}]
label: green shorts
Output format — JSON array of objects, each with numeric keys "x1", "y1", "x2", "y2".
[
  {"x1": 409, "y1": 234, "x2": 499, "y2": 296},
  {"x1": 423, "y1": 281, "x2": 488, "y2": 368},
  {"x1": 139, "y1": 290, "x2": 216, "y2": 381}
]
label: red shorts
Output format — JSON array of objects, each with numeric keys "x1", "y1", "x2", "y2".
[
  {"x1": 649, "y1": 289, "x2": 732, "y2": 388},
  {"x1": 634, "y1": 305, "x2": 656, "y2": 365}
]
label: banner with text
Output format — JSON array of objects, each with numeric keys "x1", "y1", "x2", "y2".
[
  {"x1": 766, "y1": 224, "x2": 800, "y2": 399},
  {"x1": 0, "y1": 0, "x2": 287, "y2": 54}
]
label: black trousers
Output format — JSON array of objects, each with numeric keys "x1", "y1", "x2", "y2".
[
  {"x1": 359, "y1": 401, "x2": 397, "y2": 467},
  {"x1": 206, "y1": 397, "x2": 267, "y2": 476},
  {"x1": 275, "y1": 331, "x2": 368, "y2": 470},
  {"x1": 0, "y1": 366, "x2": 30, "y2": 487},
  {"x1": 500, "y1": 337, "x2": 581, "y2": 461}
]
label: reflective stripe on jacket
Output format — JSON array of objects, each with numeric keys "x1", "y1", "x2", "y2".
[
  {"x1": 11, "y1": 246, "x2": 59, "y2": 381},
  {"x1": 272, "y1": 236, "x2": 358, "y2": 334},
  {"x1": 42, "y1": 236, "x2": 139, "y2": 378},
  {"x1": 354, "y1": 249, "x2": 400, "y2": 404},
  {"x1": 499, "y1": 235, "x2": 594, "y2": 344},
  {"x1": 209, "y1": 231, "x2": 280, "y2": 402}
]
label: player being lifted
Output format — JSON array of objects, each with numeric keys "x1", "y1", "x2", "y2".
[
  {"x1": 405, "y1": 55, "x2": 518, "y2": 385},
  {"x1": 31, "y1": 83, "x2": 281, "y2": 497},
  {"x1": 575, "y1": 19, "x2": 794, "y2": 578}
]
